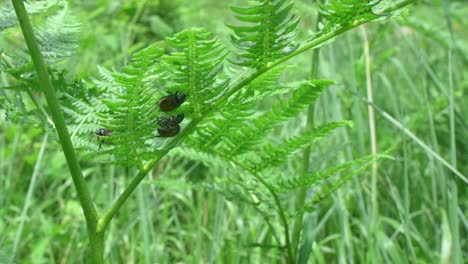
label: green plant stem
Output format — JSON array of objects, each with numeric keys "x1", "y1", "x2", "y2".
[
  {"x1": 291, "y1": 3, "x2": 322, "y2": 259},
  {"x1": 11, "y1": 134, "x2": 48, "y2": 261},
  {"x1": 11, "y1": 1, "x2": 100, "y2": 262},
  {"x1": 98, "y1": 157, "x2": 161, "y2": 231},
  {"x1": 358, "y1": 97, "x2": 467, "y2": 183},
  {"x1": 98, "y1": 117, "x2": 202, "y2": 230},
  {"x1": 362, "y1": 23, "x2": 380, "y2": 262},
  {"x1": 227, "y1": 158, "x2": 294, "y2": 264}
]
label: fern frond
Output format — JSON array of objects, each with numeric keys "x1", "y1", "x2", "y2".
[
  {"x1": 169, "y1": 147, "x2": 234, "y2": 170},
  {"x1": 188, "y1": 66, "x2": 287, "y2": 150},
  {"x1": 0, "y1": 4, "x2": 19, "y2": 31},
  {"x1": 304, "y1": 154, "x2": 391, "y2": 209},
  {"x1": 2, "y1": 90, "x2": 41, "y2": 126},
  {"x1": 317, "y1": 0, "x2": 380, "y2": 34},
  {"x1": 276, "y1": 154, "x2": 382, "y2": 191},
  {"x1": 234, "y1": 65, "x2": 290, "y2": 104},
  {"x1": 95, "y1": 44, "x2": 166, "y2": 167},
  {"x1": 219, "y1": 80, "x2": 334, "y2": 156},
  {"x1": 0, "y1": 0, "x2": 62, "y2": 31},
  {"x1": 246, "y1": 121, "x2": 353, "y2": 172},
  {"x1": 1, "y1": 1, "x2": 80, "y2": 84},
  {"x1": 63, "y1": 95, "x2": 109, "y2": 149},
  {"x1": 228, "y1": 0, "x2": 300, "y2": 69},
  {"x1": 36, "y1": 5, "x2": 80, "y2": 61},
  {"x1": 170, "y1": 147, "x2": 278, "y2": 216},
  {"x1": 163, "y1": 28, "x2": 229, "y2": 117}
]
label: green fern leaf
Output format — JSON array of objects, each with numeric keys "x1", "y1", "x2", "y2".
[
  {"x1": 36, "y1": 5, "x2": 80, "y2": 61},
  {"x1": 304, "y1": 154, "x2": 390, "y2": 209},
  {"x1": 246, "y1": 121, "x2": 353, "y2": 172},
  {"x1": 189, "y1": 66, "x2": 287, "y2": 150},
  {"x1": 219, "y1": 80, "x2": 334, "y2": 156},
  {"x1": 317, "y1": 0, "x2": 380, "y2": 34},
  {"x1": 0, "y1": 0, "x2": 62, "y2": 31},
  {"x1": 228, "y1": 0, "x2": 300, "y2": 69},
  {"x1": 169, "y1": 147, "x2": 234, "y2": 170},
  {"x1": 163, "y1": 28, "x2": 228, "y2": 117},
  {"x1": 276, "y1": 154, "x2": 382, "y2": 191},
  {"x1": 94, "y1": 43, "x2": 165, "y2": 167}
]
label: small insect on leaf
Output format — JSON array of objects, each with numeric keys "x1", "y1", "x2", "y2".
[
  {"x1": 158, "y1": 91, "x2": 187, "y2": 112},
  {"x1": 95, "y1": 128, "x2": 113, "y2": 150}
]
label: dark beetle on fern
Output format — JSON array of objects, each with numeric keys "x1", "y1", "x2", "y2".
[
  {"x1": 95, "y1": 128, "x2": 113, "y2": 150},
  {"x1": 157, "y1": 114, "x2": 184, "y2": 137},
  {"x1": 158, "y1": 91, "x2": 187, "y2": 112}
]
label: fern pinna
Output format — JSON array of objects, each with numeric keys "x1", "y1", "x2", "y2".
[
  {"x1": 95, "y1": 44, "x2": 165, "y2": 167},
  {"x1": 1, "y1": 0, "x2": 416, "y2": 262},
  {"x1": 228, "y1": 0, "x2": 300, "y2": 69}
]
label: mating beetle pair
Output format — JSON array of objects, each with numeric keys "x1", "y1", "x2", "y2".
[
  {"x1": 95, "y1": 91, "x2": 187, "y2": 149},
  {"x1": 157, "y1": 91, "x2": 187, "y2": 137},
  {"x1": 157, "y1": 114, "x2": 184, "y2": 137}
]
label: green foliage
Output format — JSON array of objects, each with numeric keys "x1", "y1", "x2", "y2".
[
  {"x1": 246, "y1": 121, "x2": 353, "y2": 172},
  {"x1": 227, "y1": 0, "x2": 300, "y2": 69},
  {"x1": 223, "y1": 80, "x2": 335, "y2": 157},
  {"x1": 35, "y1": 6, "x2": 80, "y2": 61},
  {"x1": 95, "y1": 44, "x2": 165, "y2": 166},
  {"x1": 163, "y1": 28, "x2": 229, "y2": 117},
  {"x1": 1, "y1": 0, "x2": 439, "y2": 263},
  {"x1": 317, "y1": 0, "x2": 379, "y2": 33},
  {"x1": 0, "y1": 1, "x2": 81, "y2": 128},
  {"x1": 1, "y1": 1, "x2": 79, "y2": 68},
  {"x1": 0, "y1": 0, "x2": 62, "y2": 31}
]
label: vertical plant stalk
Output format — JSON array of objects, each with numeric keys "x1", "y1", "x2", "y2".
[
  {"x1": 11, "y1": 134, "x2": 48, "y2": 261},
  {"x1": 291, "y1": 1, "x2": 322, "y2": 260},
  {"x1": 442, "y1": 3, "x2": 461, "y2": 262},
  {"x1": 362, "y1": 26, "x2": 378, "y2": 177},
  {"x1": 98, "y1": 158, "x2": 161, "y2": 231},
  {"x1": 11, "y1": 1, "x2": 101, "y2": 263},
  {"x1": 362, "y1": 25, "x2": 378, "y2": 210},
  {"x1": 362, "y1": 26, "x2": 380, "y2": 259}
]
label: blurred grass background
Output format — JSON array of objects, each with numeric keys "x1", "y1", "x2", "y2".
[{"x1": 0, "y1": 0, "x2": 466, "y2": 263}]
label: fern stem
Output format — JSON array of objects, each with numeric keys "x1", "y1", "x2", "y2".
[
  {"x1": 99, "y1": 115, "x2": 202, "y2": 232},
  {"x1": 11, "y1": 0, "x2": 99, "y2": 262},
  {"x1": 98, "y1": 156, "x2": 162, "y2": 231},
  {"x1": 226, "y1": 157, "x2": 294, "y2": 263}
]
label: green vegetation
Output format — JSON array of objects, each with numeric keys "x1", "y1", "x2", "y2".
[{"x1": 1, "y1": 0, "x2": 466, "y2": 263}]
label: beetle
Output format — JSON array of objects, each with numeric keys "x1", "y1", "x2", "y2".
[
  {"x1": 95, "y1": 128, "x2": 113, "y2": 150},
  {"x1": 158, "y1": 91, "x2": 187, "y2": 112},
  {"x1": 157, "y1": 125, "x2": 181, "y2": 137},
  {"x1": 157, "y1": 114, "x2": 184, "y2": 127},
  {"x1": 157, "y1": 114, "x2": 184, "y2": 137}
]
